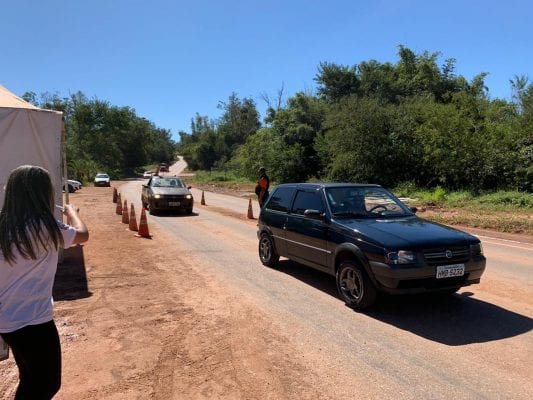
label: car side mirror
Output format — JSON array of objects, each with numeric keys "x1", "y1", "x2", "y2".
[
  {"x1": 304, "y1": 209, "x2": 325, "y2": 220},
  {"x1": 187, "y1": 186, "x2": 192, "y2": 189},
  {"x1": 410, "y1": 206, "x2": 418, "y2": 213}
]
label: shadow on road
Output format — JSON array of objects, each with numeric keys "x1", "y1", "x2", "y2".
[
  {"x1": 276, "y1": 259, "x2": 533, "y2": 346},
  {"x1": 53, "y1": 244, "x2": 92, "y2": 301}
]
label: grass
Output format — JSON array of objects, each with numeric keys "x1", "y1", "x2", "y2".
[
  {"x1": 187, "y1": 170, "x2": 253, "y2": 184},
  {"x1": 183, "y1": 170, "x2": 257, "y2": 193},
  {"x1": 392, "y1": 184, "x2": 532, "y2": 235}
]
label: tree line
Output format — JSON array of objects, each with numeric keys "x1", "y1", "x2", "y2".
[
  {"x1": 177, "y1": 46, "x2": 532, "y2": 191},
  {"x1": 22, "y1": 91, "x2": 177, "y2": 182}
]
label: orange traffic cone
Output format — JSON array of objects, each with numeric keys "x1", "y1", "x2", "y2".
[
  {"x1": 116, "y1": 193, "x2": 122, "y2": 215},
  {"x1": 135, "y1": 208, "x2": 152, "y2": 238},
  {"x1": 247, "y1": 198, "x2": 254, "y2": 219},
  {"x1": 121, "y1": 200, "x2": 129, "y2": 224},
  {"x1": 112, "y1": 187, "x2": 118, "y2": 203},
  {"x1": 201, "y1": 191, "x2": 206, "y2": 205},
  {"x1": 129, "y1": 204, "x2": 138, "y2": 231}
]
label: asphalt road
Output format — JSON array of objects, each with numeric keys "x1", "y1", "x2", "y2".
[{"x1": 119, "y1": 167, "x2": 533, "y2": 399}]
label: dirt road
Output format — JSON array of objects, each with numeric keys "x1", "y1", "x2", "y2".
[{"x1": 1, "y1": 182, "x2": 532, "y2": 399}]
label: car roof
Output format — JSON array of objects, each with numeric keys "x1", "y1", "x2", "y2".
[{"x1": 273, "y1": 182, "x2": 382, "y2": 190}]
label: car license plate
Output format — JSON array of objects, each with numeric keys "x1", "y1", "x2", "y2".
[
  {"x1": 168, "y1": 201, "x2": 180, "y2": 207},
  {"x1": 436, "y1": 264, "x2": 465, "y2": 279}
]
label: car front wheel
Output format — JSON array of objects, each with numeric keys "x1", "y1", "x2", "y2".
[
  {"x1": 336, "y1": 261, "x2": 377, "y2": 309},
  {"x1": 258, "y1": 233, "x2": 279, "y2": 267}
]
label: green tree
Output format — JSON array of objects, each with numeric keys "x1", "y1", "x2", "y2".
[
  {"x1": 318, "y1": 96, "x2": 396, "y2": 184},
  {"x1": 229, "y1": 127, "x2": 284, "y2": 180},
  {"x1": 269, "y1": 92, "x2": 326, "y2": 182},
  {"x1": 314, "y1": 62, "x2": 359, "y2": 102},
  {"x1": 217, "y1": 93, "x2": 261, "y2": 158}
]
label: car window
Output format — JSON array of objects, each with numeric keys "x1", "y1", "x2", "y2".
[
  {"x1": 151, "y1": 178, "x2": 184, "y2": 188},
  {"x1": 291, "y1": 190, "x2": 324, "y2": 215},
  {"x1": 363, "y1": 189, "x2": 404, "y2": 213},
  {"x1": 326, "y1": 187, "x2": 409, "y2": 217},
  {"x1": 265, "y1": 187, "x2": 295, "y2": 212}
]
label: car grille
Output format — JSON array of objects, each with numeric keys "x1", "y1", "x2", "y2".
[
  {"x1": 422, "y1": 246, "x2": 470, "y2": 266},
  {"x1": 161, "y1": 195, "x2": 187, "y2": 201}
]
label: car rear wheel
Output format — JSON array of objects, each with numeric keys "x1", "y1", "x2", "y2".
[
  {"x1": 336, "y1": 261, "x2": 377, "y2": 309},
  {"x1": 259, "y1": 233, "x2": 279, "y2": 267}
]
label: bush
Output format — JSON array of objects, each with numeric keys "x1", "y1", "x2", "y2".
[
  {"x1": 445, "y1": 191, "x2": 473, "y2": 207},
  {"x1": 476, "y1": 191, "x2": 533, "y2": 209}
]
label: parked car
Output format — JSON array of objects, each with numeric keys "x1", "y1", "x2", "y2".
[
  {"x1": 257, "y1": 183, "x2": 486, "y2": 309},
  {"x1": 67, "y1": 179, "x2": 82, "y2": 192},
  {"x1": 94, "y1": 173, "x2": 111, "y2": 187},
  {"x1": 141, "y1": 176, "x2": 193, "y2": 215},
  {"x1": 143, "y1": 171, "x2": 153, "y2": 179}
]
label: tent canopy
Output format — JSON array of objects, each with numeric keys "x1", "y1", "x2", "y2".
[
  {"x1": 0, "y1": 84, "x2": 63, "y2": 211},
  {"x1": 0, "y1": 85, "x2": 40, "y2": 109}
]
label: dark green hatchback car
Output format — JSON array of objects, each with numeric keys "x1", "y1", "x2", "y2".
[{"x1": 257, "y1": 183, "x2": 486, "y2": 309}]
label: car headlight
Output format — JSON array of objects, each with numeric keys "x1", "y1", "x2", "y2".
[
  {"x1": 185, "y1": 194, "x2": 192, "y2": 200},
  {"x1": 387, "y1": 250, "x2": 415, "y2": 264},
  {"x1": 154, "y1": 194, "x2": 161, "y2": 199},
  {"x1": 470, "y1": 243, "x2": 484, "y2": 256}
]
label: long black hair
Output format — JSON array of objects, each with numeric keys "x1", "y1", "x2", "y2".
[{"x1": 0, "y1": 165, "x2": 63, "y2": 264}]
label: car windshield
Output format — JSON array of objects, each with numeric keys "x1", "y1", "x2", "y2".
[
  {"x1": 96, "y1": 174, "x2": 109, "y2": 178},
  {"x1": 152, "y1": 178, "x2": 185, "y2": 188},
  {"x1": 325, "y1": 187, "x2": 411, "y2": 218}
]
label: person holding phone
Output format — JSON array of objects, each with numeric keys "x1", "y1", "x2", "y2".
[{"x1": 0, "y1": 165, "x2": 89, "y2": 399}]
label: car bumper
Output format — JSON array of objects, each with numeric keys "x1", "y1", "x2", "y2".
[
  {"x1": 150, "y1": 199, "x2": 193, "y2": 211},
  {"x1": 369, "y1": 258, "x2": 486, "y2": 294},
  {"x1": 94, "y1": 181, "x2": 110, "y2": 187}
]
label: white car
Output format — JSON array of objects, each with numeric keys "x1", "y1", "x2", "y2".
[
  {"x1": 143, "y1": 171, "x2": 153, "y2": 179},
  {"x1": 94, "y1": 173, "x2": 111, "y2": 187}
]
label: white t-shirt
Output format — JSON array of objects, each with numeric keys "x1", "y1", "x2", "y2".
[{"x1": 0, "y1": 222, "x2": 77, "y2": 333}]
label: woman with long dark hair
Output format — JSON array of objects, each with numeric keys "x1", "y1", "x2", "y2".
[{"x1": 0, "y1": 165, "x2": 89, "y2": 399}]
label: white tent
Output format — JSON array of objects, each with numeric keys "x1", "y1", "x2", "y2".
[{"x1": 0, "y1": 84, "x2": 64, "y2": 212}]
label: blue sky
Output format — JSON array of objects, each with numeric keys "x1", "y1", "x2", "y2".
[{"x1": 1, "y1": 0, "x2": 531, "y2": 141}]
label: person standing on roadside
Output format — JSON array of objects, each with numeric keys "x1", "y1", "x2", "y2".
[
  {"x1": 0, "y1": 165, "x2": 89, "y2": 400},
  {"x1": 256, "y1": 167, "x2": 270, "y2": 207}
]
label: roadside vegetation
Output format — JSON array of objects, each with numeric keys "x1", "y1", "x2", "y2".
[
  {"x1": 21, "y1": 92, "x2": 177, "y2": 183},
  {"x1": 175, "y1": 46, "x2": 531, "y2": 234},
  {"x1": 176, "y1": 46, "x2": 531, "y2": 196},
  {"x1": 393, "y1": 185, "x2": 532, "y2": 234}
]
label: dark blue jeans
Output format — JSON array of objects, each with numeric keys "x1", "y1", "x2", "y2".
[{"x1": 1, "y1": 320, "x2": 61, "y2": 400}]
